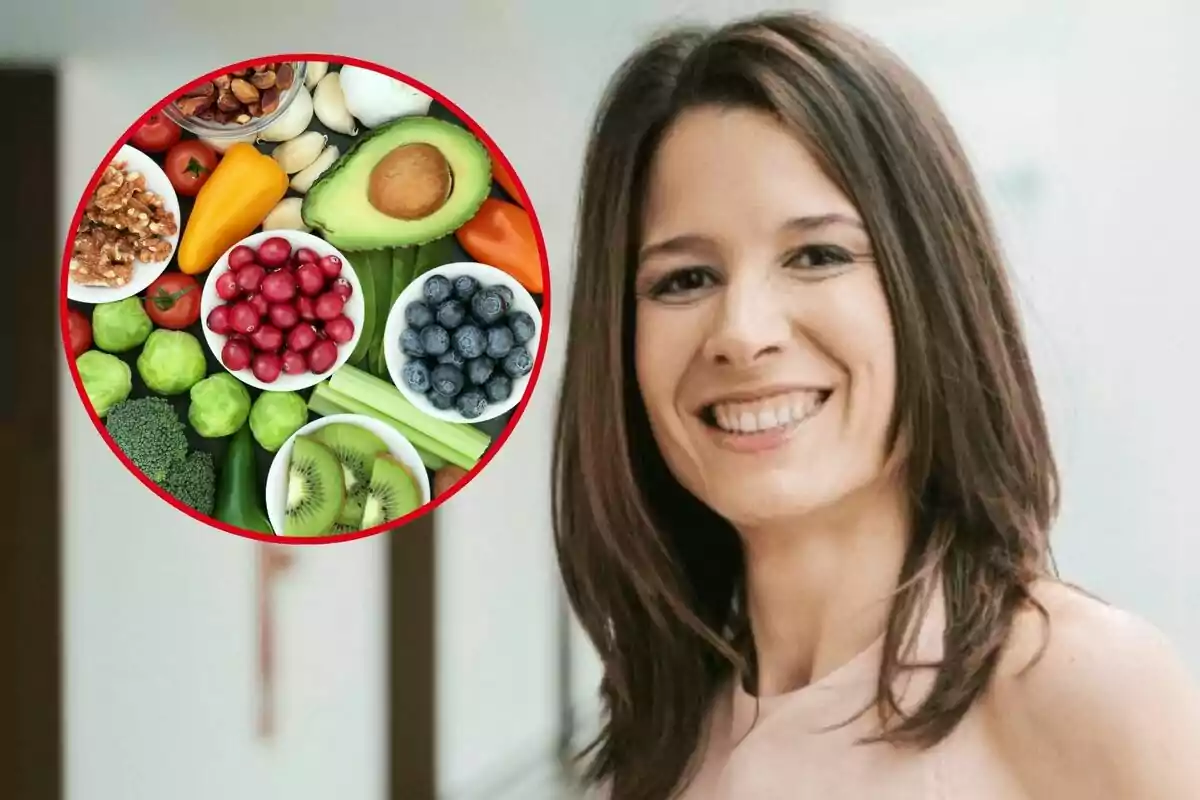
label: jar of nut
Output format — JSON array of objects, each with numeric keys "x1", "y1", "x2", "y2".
[{"x1": 162, "y1": 62, "x2": 309, "y2": 138}]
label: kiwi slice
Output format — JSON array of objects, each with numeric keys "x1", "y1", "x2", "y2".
[
  {"x1": 284, "y1": 436, "x2": 346, "y2": 537},
  {"x1": 360, "y1": 454, "x2": 422, "y2": 529},
  {"x1": 330, "y1": 522, "x2": 359, "y2": 535},
  {"x1": 314, "y1": 423, "x2": 389, "y2": 528}
]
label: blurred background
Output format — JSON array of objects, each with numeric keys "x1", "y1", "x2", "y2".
[{"x1": 2, "y1": 0, "x2": 1198, "y2": 798}]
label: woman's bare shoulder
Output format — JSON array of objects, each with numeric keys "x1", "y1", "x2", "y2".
[{"x1": 982, "y1": 579, "x2": 1200, "y2": 799}]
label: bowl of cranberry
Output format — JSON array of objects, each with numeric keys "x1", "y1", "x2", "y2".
[{"x1": 200, "y1": 231, "x2": 364, "y2": 391}]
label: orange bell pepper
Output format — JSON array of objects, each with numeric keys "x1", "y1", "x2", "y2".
[
  {"x1": 491, "y1": 156, "x2": 523, "y2": 207},
  {"x1": 177, "y1": 142, "x2": 289, "y2": 275},
  {"x1": 455, "y1": 197, "x2": 543, "y2": 294}
]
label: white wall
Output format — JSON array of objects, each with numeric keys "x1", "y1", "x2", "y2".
[{"x1": 833, "y1": 0, "x2": 1200, "y2": 666}]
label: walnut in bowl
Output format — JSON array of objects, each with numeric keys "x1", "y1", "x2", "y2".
[{"x1": 162, "y1": 62, "x2": 308, "y2": 139}]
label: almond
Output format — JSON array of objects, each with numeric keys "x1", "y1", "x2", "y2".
[{"x1": 231, "y1": 77, "x2": 260, "y2": 104}]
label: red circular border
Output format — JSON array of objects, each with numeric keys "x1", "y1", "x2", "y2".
[{"x1": 60, "y1": 53, "x2": 553, "y2": 546}]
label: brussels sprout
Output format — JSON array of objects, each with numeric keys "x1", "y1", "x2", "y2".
[
  {"x1": 92, "y1": 297, "x2": 152, "y2": 353},
  {"x1": 137, "y1": 329, "x2": 207, "y2": 396},
  {"x1": 248, "y1": 392, "x2": 309, "y2": 453},
  {"x1": 76, "y1": 350, "x2": 131, "y2": 418},
  {"x1": 188, "y1": 374, "x2": 251, "y2": 438}
]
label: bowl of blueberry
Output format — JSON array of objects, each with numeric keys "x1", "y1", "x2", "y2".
[{"x1": 384, "y1": 262, "x2": 541, "y2": 423}]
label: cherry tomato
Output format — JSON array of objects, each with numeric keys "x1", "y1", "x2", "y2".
[
  {"x1": 129, "y1": 113, "x2": 182, "y2": 153},
  {"x1": 164, "y1": 140, "x2": 219, "y2": 197},
  {"x1": 67, "y1": 308, "x2": 92, "y2": 357},
  {"x1": 144, "y1": 272, "x2": 201, "y2": 329}
]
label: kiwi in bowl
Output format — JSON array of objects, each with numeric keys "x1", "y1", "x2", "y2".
[{"x1": 265, "y1": 413, "x2": 431, "y2": 538}]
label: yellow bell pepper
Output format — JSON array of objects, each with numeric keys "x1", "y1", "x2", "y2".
[{"x1": 177, "y1": 143, "x2": 289, "y2": 275}]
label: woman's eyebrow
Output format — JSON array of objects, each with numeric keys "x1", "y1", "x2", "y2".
[
  {"x1": 782, "y1": 213, "x2": 865, "y2": 233},
  {"x1": 638, "y1": 214, "x2": 866, "y2": 263},
  {"x1": 638, "y1": 233, "x2": 716, "y2": 264}
]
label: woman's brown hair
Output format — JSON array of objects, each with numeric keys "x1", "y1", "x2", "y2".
[{"x1": 552, "y1": 11, "x2": 1059, "y2": 799}]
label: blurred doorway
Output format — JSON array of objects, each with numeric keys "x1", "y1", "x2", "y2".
[{"x1": 0, "y1": 65, "x2": 61, "y2": 800}]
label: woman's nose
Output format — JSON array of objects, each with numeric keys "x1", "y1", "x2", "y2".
[{"x1": 701, "y1": 273, "x2": 791, "y2": 368}]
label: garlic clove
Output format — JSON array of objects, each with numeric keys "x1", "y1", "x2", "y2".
[
  {"x1": 271, "y1": 130, "x2": 328, "y2": 174},
  {"x1": 261, "y1": 197, "x2": 311, "y2": 232},
  {"x1": 313, "y1": 73, "x2": 358, "y2": 136},
  {"x1": 290, "y1": 144, "x2": 340, "y2": 194},
  {"x1": 304, "y1": 61, "x2": 329, "y2": 91},
  {"x1": 257, "y1": 85, "x2": 314, "y2": 143}
]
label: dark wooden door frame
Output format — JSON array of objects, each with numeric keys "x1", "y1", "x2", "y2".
[
  {"x1": 0, "y1": 65, "x2": 62, "y2": 800},
  {"x1": 389, "y1": 513, "x2": 437, "y2": 799}
]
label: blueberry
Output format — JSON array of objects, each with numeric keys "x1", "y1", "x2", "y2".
[
  {"x1": 485, "y1": 325, "x2": 514, "y2": 359},
  {"x1": 420, "y1": 324, "x2": 450, "y2": 357},
  {"x1": 453, "y1": 324, "x2": 486, "y2": 359},
  {"x1": 456, "y1": 388, "x2": 489, "y2": 420},
  {"x1": 401, "y1": 360, "x2": 431, "y2": 393},
  {"x1": 485, "y1": 374, "x2": 513, "y2": 403},
  {"x1": 471, "y1": 288, "x2": 507, "y2": 326},
  {"x1": 429, "y1": 390, "x2": 455, "y2": 410},
  {"x1": 399, "y1": 328, "x2": 425, "y2": 357},
  {"x1": 453, "y1": 275, "x2": 479, "y2": 302},
  {"x1": 494, "y1": 285, "x2": 515, "y2": 308},
  {"x1": 502, "y1": 346, "x2": 533, "y2": 378},
  {"x1": 405, "y1": 301, "x2": 434, "y2": 329},
  {"x1": 423, "y1": 275, "x2": 453, "y2": 306},
  {"x1": 508, "y1": 311, "x2": 537, "y2": 344},
  {"x1": 438, "y1": 349, "x2": 466, "y2": 368},
  {"x1": 435, "y1": 299, "x2": 466, "y2": 330},
  {"x1": 466, "y1": 356, "x2": 495, "y2": 386},
  {"x1": 430, "y1": 363, "x2": 465, "y2": 397}
]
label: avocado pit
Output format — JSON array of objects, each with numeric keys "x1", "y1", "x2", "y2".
[{"x1": 367, "y1": 142, "x2": 453, "y2": 221}]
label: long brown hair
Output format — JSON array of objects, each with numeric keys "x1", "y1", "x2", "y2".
[{"x1": 552, "y1": 11, "x2": 1059, "y2": 799}]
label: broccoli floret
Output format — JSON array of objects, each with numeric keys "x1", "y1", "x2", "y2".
[
  {"x1": 160, "y1": 450, "x2": 216, "y2": 517},
  {"x1": 105, "y1": 397, "x2": 189, "y2": 483}
]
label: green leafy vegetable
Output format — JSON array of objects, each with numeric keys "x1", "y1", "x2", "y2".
[
  {"x1": 412, "y1": 235, "x2": 456, "y2": 282},
  {"x1": 138, "y1": 329, "x2": 207, "y2": 396},
  {"x1": 188, "y1": 373, "x2": 252, "y2": 438},
  {"x1": 105, "y1": 396, "x2": 189, "y2": 483},
  {"x1": 92, "y1": 296, "x2": 153, "y2": 353},
  {"x1": 345, "y1": 251, "x2": 378, "y2": 367},
  {"x1": 76, "y1": 350, "x2": 132, "y2": 418}
]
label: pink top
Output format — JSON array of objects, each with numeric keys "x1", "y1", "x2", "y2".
[{"x1": 675, "y1": 590, "x2": 1028, "y2": 799}]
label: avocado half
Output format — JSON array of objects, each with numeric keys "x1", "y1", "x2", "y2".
[{"x1": 302, "y1": 116, "x2": 493, "y2": 250}]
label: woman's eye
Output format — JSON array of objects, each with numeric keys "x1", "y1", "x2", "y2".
[
  {"x1": 785, "y1": 244, "x2": 857, "y2": 271},
  {"x1": 647, "y1": 267, "x2": 716, "y2": 299}
]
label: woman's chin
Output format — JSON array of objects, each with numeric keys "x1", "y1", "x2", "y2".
[{"x1": 702, "y1": 471, "x2": 843, "y2": 531}]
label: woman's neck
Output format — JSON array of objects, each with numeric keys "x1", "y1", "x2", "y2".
[{"x1": 739, "y1": 478, "x2": 911, "y2": 697}]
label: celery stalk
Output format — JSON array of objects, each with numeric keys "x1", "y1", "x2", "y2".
[
  {"x1": 329, "y1": 365, "x2": 491, "y2": 457},
  {"x1": 308, "y1": 382, "x2": 470, "y2": 471}
]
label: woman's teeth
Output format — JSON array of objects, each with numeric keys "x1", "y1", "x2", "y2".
[{"x1": 710, "y1": 390, "x2": 827, "y2": 434}]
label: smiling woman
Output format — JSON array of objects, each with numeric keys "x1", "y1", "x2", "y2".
[{"x1": 553, "y1": 11, "x2": 1200, "y2": 800}]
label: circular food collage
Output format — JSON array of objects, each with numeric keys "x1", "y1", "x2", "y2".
[{"x1": 61, "y1": 55, "x2": 549, "y2": 543}]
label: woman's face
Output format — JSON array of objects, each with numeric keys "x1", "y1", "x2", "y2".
[{"x1": 634, "y1": 105, "x2": 899, "y2": 530}]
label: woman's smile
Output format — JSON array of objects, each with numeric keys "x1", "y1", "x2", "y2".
[{"x1": 697, "y1": 385, "x2": 833, "y2": 453}]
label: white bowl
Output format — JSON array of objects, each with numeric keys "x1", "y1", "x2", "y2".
[
  {"x1": 265, "y1": 413, "x2": 432, "y2": 537},
  {"x1": 200, "y1": 230, "x2": 364, "y2": 392},
  {"x1": 67, "y1": 145, "x2": 182, "y2": 304},
  {"x1": 384, "y1": 262, "x2": 542, "y2": 424}
]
